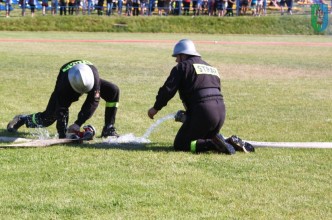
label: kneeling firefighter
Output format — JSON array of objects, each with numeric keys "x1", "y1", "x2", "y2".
[
  {"x1": 147, "y1": 39, "x2": 237, "y2": 154},
  {"x1": 7, "y1": 59, "x2": 120, "y2": 139}
]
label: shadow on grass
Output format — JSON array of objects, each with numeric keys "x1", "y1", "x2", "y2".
[
  {"x1": 71, "y1": 142, "x2": 174, "y2": 152},
  {"x1": 0, "y1": 129, "x2": 31, "y2": 138}
]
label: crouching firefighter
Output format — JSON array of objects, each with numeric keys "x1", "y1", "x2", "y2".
[
  {"x1": 7, "y1": 59, "x2": 120, "y2": 139},
  {"x1": 148, "y1": 39, "x2": 239, "y2": 154}
]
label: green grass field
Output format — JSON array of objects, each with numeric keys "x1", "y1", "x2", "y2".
[{"x1": 0, "y1": 32, "x2": 331, "y2": 219}]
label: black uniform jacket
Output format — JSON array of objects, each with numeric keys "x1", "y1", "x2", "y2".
[
  {"x1": 55, "y1": 60, "x2": 101, "y2": 128},
  {"x1": 153, "y1": 56, "x2": 223, "y2": 111}
]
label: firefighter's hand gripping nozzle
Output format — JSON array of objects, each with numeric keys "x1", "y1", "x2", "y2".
[
  {"x1": 66, "y1": 124, "x2": 96, "y2": 142},
  {"x1": 174, "y1": 110, "x2": 186, "y2": 123}
]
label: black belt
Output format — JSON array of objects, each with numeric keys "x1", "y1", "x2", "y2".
[{"x1": 185, "y1": 88, "x2": 222, "y2": 106}]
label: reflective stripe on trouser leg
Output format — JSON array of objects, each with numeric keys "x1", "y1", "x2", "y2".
[
  {"x1": 32, "y1": 113, "x2": 37, "y2": 125},
  {"x1": 25, "y1": 112, "x2": 57, "y2": 128},
  {"x1": 26, "y1": 113, "x2": 42, "y2": 128},
  {"x1": 190, "y1": 140, "x2": 197, "y2": 153},
  {"x1": 106, "y1": 102, "x2": 119, "y2": 108}
]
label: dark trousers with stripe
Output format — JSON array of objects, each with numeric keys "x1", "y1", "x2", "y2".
[
  {"x1": 100, "y1": 79, "x2": 119, "y2": 126},
  {"x1": 24, "y1": 78, "x2": 119, "y2": 133},
  {"x1": 173, "y1": 98, "x2": 226, "y2": 152}
]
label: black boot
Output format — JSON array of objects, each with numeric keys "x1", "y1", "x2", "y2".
[
  {"x1": 101, "y1": 124, "x2": 119, "y2": 138},
  {"x1": 212, "y1": 134, "x2": 236, "y2": 155},
  {"x1": 7, "y1": 115, "x2": 27, "y2": 132},
  {"x1": 226, "y1": 135, "x2": 255, "y2": 153}
]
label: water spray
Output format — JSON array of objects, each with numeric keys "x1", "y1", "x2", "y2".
[
  {"x1": 142, "y1": 113, "x2": 176, "y2": 139},
  {"x1": 32, "y1": 127, "x2": 51, "y2": 140},
  {"x1": 103, "y1": 113, "x2": 176, "y2": 145}
]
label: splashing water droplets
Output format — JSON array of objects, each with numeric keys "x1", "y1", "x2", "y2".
[
  {"x1": 104, "y1": 133, "x2": 150, "y2": 144},
  {"x1": 103, "y1": 113, "x2": 176, "y2": 145},
  {"x1": 32, "y1": 127, "x2": 51, "y2": 140},
  {"x1": 27, "y1": 113, "x2": 177, "y2": 145}
]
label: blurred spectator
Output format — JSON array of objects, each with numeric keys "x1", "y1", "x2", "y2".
[
  {"x1": 262, "y1": 0, "x2": 266, "y2": 15},
  {"x1": 140, "y1": 0, "x2": 147, "y2": 15},
  {"x1": 59, "y1": 0, "x2": 67, "y2": 15},
  {"x1": 0, "y1": 0, "x2": 313, "y2": 17},
  {"x1": 41, "y1": 0, "x2": 48, "y2": 15},
  {"x1": 240, "y1": 0, "x2": 248, "y2": 15},
  {"x1": 69, "y1": 0, "x2": 75, "y2": 14},
  {"x1": 270, "y1": 0, "x2": 278, "y2": 7},
  {"x1": 75, "y1": 0, "x2": 80, "y2": 14},
  {"x1": 280, "y1": 0, "x2": 286, "y2": 15},
  {"x1": 280, "y1": 0, "x2": 292, "y2": 15},
  {"x1": 216, "y1": 0, "x2": 222, "y2": 16},
  {"x1": 250, "y1": 0, "x2": 257, "y2": 15},
  {"x1": 173, "y1": 0, "x2": 181, "y2": 15},
  {"x1": 51, "y1": 0, "x2": 58, "y2": 15},
  {"x1": 158, "y1": 0, "x2": 165, "y2": 15},
  {"x1": 202, "y1": 0, "x2": 208, "y2": 14},
  {"x1": 106, "y1": 0, "x2": 113, "y2": 15},
  {"x1": 192, "y1": 0, "x2": 198, "y2": 15},
  {"x1": 225, "y1": 0, "x2": 234, "y2": 16},
  {"x1": 256, "y1": 0, "x2": 263, "y2": 16},
  {"x1": 312, "y1": 0, "x2": 325, "y2": 3},
  {"x1": 112, "y1": 0, "x2": 117, "y2": 12},
  {"x1": 132, "y1": 0, "x2": 139, "y2": 15},
  {"x1": 82, "y1": 0, "x2": 87, "y2": 14},
  {"x1": 223, "y1": 0, "x2": 228, "y2": 15},
  {"x1": 193, "y1": 0, "x2": 203, "y2": 15},
  {"x1": 287, "y1": 0, "x2": 293, "y2": 15},
  {"x1": 97, "y1": 0, "x2": 104, "y2": 15},
  {"x1": 148, "y1": 0, "x2": 156, "y2": 15},
  {"x1": 183, "y1": 0, "x2": 190, "y2": 15},
  {"x1": 164, "y1": 0, "x2": 170, "y2": 15},
  {"x1": 87, "y1": 0, "x2": 93, "y2": 14},
  {"x1": 170, "y1": 0, "x2": 175, "y2": 14},
  {"x1": 28, "y1": 0, "x2": 36, "y2": 16},
  {"x1": 118, "y1": 0, "x2": 123, "y2": 15},
  {"x1": 5, "y1": 0, "x2": 12, "y2": 17},
  {"x1": 126, "y1": 0, "x2": 132, "y2": 15},
  {"x1": 20, "y1": 0, "x2": 27, "y2": 16},
  {"x1": 208, "y1": 0, "x2": 215, "y2": 16},
  {"x1": 217, "y1": 0, "x2": 227, "y2": 16}
]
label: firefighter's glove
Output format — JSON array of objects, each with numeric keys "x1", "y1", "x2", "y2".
[{"x1": 174, "y1": 110, "x2": 186, "y2": 123}]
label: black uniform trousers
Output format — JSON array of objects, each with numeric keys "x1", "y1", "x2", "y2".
[
  {"x1": 173, "y1": 98, "x2": 225, "y2": 152},
  {"x1": 25, "y1": 79, "x2": 119, "y2": 134}
]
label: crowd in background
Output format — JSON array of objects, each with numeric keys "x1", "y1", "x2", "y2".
[{"x1": 1, "y1": 0, "x2": 330, "y2": 17}]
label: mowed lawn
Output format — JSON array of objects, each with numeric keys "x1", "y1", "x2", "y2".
[{"x1": 0, "y1": 32, "x2": 331, "y2": 219}]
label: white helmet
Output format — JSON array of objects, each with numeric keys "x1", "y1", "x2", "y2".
[
  {"x1": 172, "y1": 39, "x2": 201, "y2": 57},
  {"x1": 68, "y1": 64, "x2": 94, "y2": 94}
]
